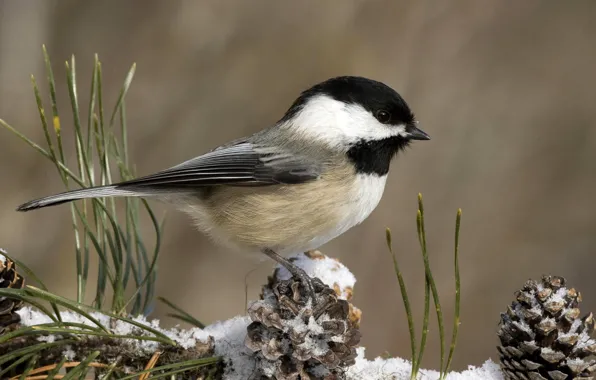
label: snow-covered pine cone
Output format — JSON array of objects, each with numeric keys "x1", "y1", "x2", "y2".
[
  {"x1": 0, "y1": 250, "x2": 25, "y2": 333},
  {"x1": 498, "y1": 275, "x2": 596, "y2": 380},
  {"x1": 263, "y1": 251, "x2": 362, "y2": 328},
  {"x1": 246, "y1": 251, "x2": 361, "y2": 380}
]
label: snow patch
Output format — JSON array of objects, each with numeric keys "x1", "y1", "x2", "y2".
[
  {"x1": 16, "y1": 307, "x2": 212, "y2": 354},
  {"x1": 204, "y1": 315, "x2": 256, "y2": 380},
  {"x1": 346, "y1": 348, "x2": 504, "y2": 380},
  {"x1": 275, "y1": 251, "x2": 356, "y2": 300}
]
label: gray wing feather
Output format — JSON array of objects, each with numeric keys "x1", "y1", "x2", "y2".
[
  {"x1": 115, "y1": 141, "x2": 320, "y2": 189},
  {"x1": 16, "y1": 141, "x2": 320, "y2": 212}
]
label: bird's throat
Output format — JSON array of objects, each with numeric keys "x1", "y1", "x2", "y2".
[{"x1": 346, "y1": 136, "x2": 409, "y2": 175}]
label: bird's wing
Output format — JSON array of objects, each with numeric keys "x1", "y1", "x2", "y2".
[{"x1": 116, "y1": 141, "x2": 321, "y2": 190}]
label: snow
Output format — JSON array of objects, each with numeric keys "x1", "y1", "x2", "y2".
[
  {"x1": 275, "y1": 251, "x2": 357, "y2": 300},
  {"x1": 447, "y1": 361, "x2": 505, "y2": 380},
  {"x1": 202, "y1": 316, "x2": 506, "y2": 379},
  {"x1": 573, "y1": 330, "x2": 596, "y2": 352},
  {"x1": 559, "y1": 318, "x2": 581, "y2": 337},
  {"x1": 545, "y1": 288, "x2": 567, "y2": 311},
  {"x1": 16, "y1": 307, "x2": 212, "y2": 354},
  {"x1": 512, "y1": 320, "x2": 534, "y2": 338},
  {"x1": 203, "y1": 315, "x2": 256, "y2": 379},
  {"x1": 347, "y1": 348, "x2": 504, "y2": 380},
  {"x1": 63, "y1": 346, "x2": 76, "y2": 360},
  {"x1": 12, "y1": 251, "x2": 508, "y2": 379},
  {"x1": 17, "y1": 306, "x2": 111, "y2": 328}
]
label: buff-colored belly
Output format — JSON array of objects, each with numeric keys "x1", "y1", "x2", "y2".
[{"x1": 183, "y1": 168, "x2": 387, "y2": 255}]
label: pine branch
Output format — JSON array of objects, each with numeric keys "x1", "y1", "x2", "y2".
[{"x1": 0, "y1": 333, "x2": 216, "y2": 377}]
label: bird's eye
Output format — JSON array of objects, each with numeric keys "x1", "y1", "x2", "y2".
[{"x1": 376, "y1": 110, "x2": 391, "y2": 124}]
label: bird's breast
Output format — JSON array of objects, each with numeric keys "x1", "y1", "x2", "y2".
[
  {"x1": 184, "y1": 166, "x2": 388, "y2": 255},
  {"x1": 341, "y1": 173, "x2": 388, "y2": 229}
]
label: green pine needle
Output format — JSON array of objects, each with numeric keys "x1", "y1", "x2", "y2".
[
  {"x1": 0, "y1": 353, "x2": 35, "y2": 378},
  {"x1": 387, "y1": 195, "x2": 463, "y2": 379},
  {"x1": 0, "y1": 340, "x2": 76, "y2": 366},
  {"x1": 60, "y1": 351, "x2": 100, "y2": 380},
  {"x1": 0, "y1": 46, "x2": 217, "y2": 377},
  {"x1": 1, "y1": 47, "x2": 165, "y2": 315},
  {"x1": 117, "y1": 357, "x2": 220, "y2": 380},
  {"x1": 443, "y1": 208, "x2": 463, "y2": 376},
  {"x1": 158, "y1": 296, "x2": 206, "y2": 329},
  {"x1": 386, "y1": 228, "x2": 418, "y2": 378},
  {"x1": 18, "y1": 354, "x2": 39, "y2": 380},
  {"x1": 416, "y1": 194, "x2": 446, "y2": 378}
]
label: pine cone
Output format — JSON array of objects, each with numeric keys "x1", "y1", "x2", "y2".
[
  {"x1": 498, "y1": 275, "x2": 596, "y2": 380},
  {"x1": 0, "y1": 250, "x2": 25, "y2": 333},
  {"x1": 264, "y1": 251, "x2": 362, "y2": 328},
  {"x1": 247, "y1": 252, "x2": 361, "y2": 380}
]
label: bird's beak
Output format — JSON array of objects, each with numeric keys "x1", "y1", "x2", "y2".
[{"x1": 408, "y1": 125, "x2": 431, "y2": 140}]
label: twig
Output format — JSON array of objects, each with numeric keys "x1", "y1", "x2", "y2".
[{"x1": 139, "y1": 351, "x2": 161, "y2": 380}]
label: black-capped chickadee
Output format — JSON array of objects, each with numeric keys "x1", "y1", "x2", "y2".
[{"x1": 17, "y1": 76, "x2": 429, "y2": 300}]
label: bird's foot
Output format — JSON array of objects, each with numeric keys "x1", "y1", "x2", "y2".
[{"x1": 262, "y1": 249, "x2": 338, "y2": 317}]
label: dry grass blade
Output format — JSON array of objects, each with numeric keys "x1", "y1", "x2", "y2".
[
  {"x1": 139, "y1": 351, "x2": 162, "y2": 380},
  {"x1": 10, "y1": 361, "x2": 108, "y2": 380}
]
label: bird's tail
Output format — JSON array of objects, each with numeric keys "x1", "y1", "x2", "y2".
[{"x1": 16, "y1": 185, "x2": 149, "y2": 212}]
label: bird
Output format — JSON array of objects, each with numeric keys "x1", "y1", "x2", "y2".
[{"x1": 17, "y1": 76, "x2": 430, "y2": 302}]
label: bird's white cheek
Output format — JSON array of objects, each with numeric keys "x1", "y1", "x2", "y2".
[
  {"x1": 343, "y1": 104, "x2": 409, "y2": 141},
  {"x1": 286, "y1": 95, "x2": 407, "y2": 148}
]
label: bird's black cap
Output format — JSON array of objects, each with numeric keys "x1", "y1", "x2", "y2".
[{"x1": 281, "y1": 76, "x2": 415, "y2": 127}]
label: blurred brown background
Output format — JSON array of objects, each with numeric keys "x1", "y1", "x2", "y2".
[{"x1": 1, "y1": 0, "x2": 595, "y2": 371}]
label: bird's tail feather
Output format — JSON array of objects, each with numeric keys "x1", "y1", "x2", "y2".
[{"x1": 16, "y1": 186, "x2": 147, "y2": 212}]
